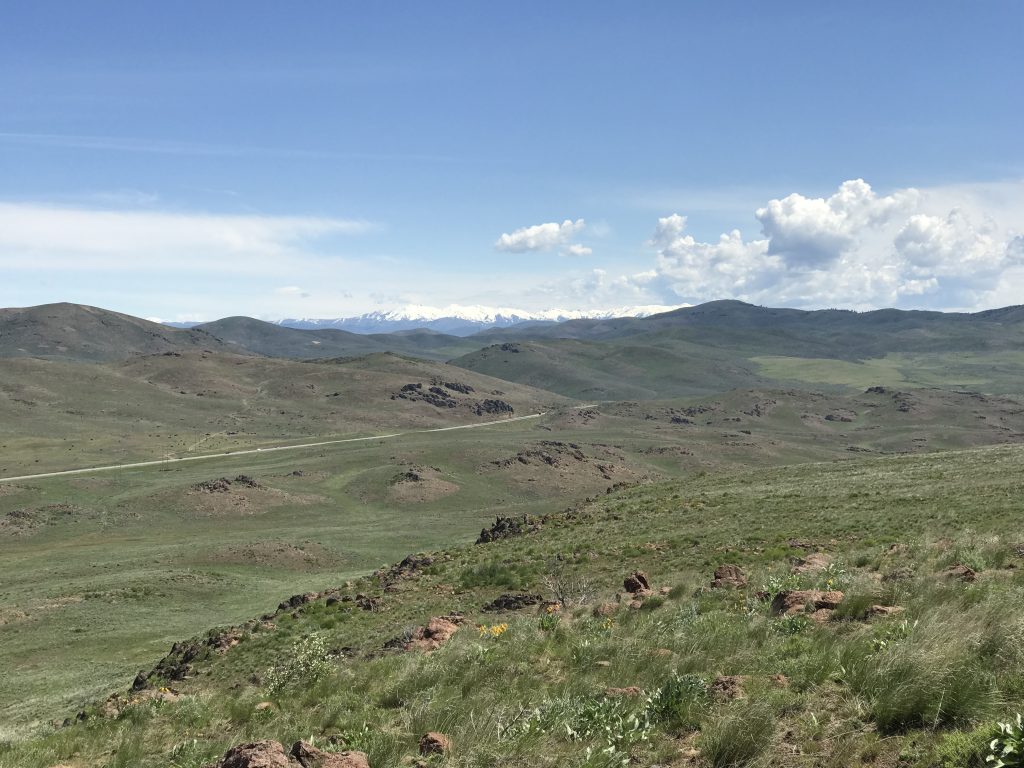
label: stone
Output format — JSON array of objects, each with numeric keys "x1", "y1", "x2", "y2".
[
  {"x1": 212, "y1": 740, "x2": 291, "y2": 768},
  {"x1": 418, "y1": 732, "x2": 451, "y2": 756},
  {"x1": 770, "y1": 590, "x2": 845, "y2": 616},
  {"x1": 942, "y1": 564, "x2": 977, "y2": 582},
  {"x1": 623, "y1": 571, "x2": 652, "y2": 595},
  {"x1": 710, "y1": 564, "x2": 747, "y2": 589},
  {"x1": 791, "y1": 552, "x2": 831, "y2": 575},
  {"x1": 290, "y1": 741, "x2": 371, "y2": 768}
]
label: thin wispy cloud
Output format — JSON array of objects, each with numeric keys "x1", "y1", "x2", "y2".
[
  {"x1": 0, "y1": 203, "x2": 371, "y2": 274},
  {"x1": 0, "y1": 132, "x2": 455, "y2": 163}
]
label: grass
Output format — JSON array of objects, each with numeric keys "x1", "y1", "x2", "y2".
[
  {"x1": 4, "y1": 381, "x2": 1024, "y2": 735},
  {"x1": 2, "y1": 443, "x2": 1023, "y2": 766}
]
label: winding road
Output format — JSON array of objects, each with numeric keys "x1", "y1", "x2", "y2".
[{"x1": 0, "y1": 405, "x2": 598, "y2": 484}]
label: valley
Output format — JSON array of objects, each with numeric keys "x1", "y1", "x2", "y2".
[{"x1": 0, "y1": 300, "x2": 1023, "y2": 766}]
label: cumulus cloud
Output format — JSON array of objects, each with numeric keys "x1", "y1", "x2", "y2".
[
  {"x1": 629, "y1": 179, "x2": 1024, "y2": 311},
  {"x1": 495, "y1": 218, "x2": 588, "y2": 256},
  {"x1": 563, "y1": 243, "x2": 593, "y2": 257}
]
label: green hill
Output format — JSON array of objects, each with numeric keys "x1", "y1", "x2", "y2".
[
  {"x1": 0, "y1": 303, "x2": 231, "y2": 362},
  {"x1": 455, "y1": 301, "x2": 1024, "y2": 399},
  {"x1": 196, "y1": 317, "x2": 476, "y2": 362}
]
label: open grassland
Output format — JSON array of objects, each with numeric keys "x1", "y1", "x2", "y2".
[
  {"x1": 455, "y1": 338, "x2": 1024, "y2": 400},
  {"x1": 4, "y1": 385, "x2": 1024, "y2": 735},
  {"x1": 752, "y1": 351, "x2": 1024, "y2": 393},
  {"x1": 2, "y1": 445, "x2": 1023, "y2": 767},
  {"x1": 0, "y1": 352, "x2": 565, "y2": 476}
]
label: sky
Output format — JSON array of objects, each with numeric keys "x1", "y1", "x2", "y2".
[{"x1": 1, "y1": 2, "x2": 1022, "y2": 320}]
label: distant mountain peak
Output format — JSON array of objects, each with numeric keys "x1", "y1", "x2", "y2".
[{"x1": 277, "y1": 303, "x2": 687, "y2": 335}]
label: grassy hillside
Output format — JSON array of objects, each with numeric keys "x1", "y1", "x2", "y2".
[
  {"x1": 196, "y1": 317, "x2": 478, "y2": 362},
  {"x1": 0, "y1": 304, "x2": 231, "y2": 362},
  {"x1": 3, "y1": 444, "x2": 1023, "y2": 767},
  {"x1": 450, "y1": 339, "x2": 765, "y2": 400},
  {"x1": 0, "y1": 351, "x2": 564, "y2": 476},
  {"x1": 3, "y1": 386, "x2": 1024, "y2": 739},
  {"x1": 478, "y1": 300, "x2": 1024, "y2": 359}
]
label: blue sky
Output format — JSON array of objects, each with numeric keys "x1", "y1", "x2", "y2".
[{"x1": 1, "y1": 2, "x2": 1022, "y2": 319}]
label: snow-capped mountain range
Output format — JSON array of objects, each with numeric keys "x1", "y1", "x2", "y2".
[{"x1": 275, "y1": 303, "x2": 686, "y2": 336}]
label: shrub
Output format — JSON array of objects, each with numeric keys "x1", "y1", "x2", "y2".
[
  {"x1": 513, "y1": 695, "x2": 653, "y2": 763},
  {"x1": 459, "y1": 561, "x2": 531, "y2": 590},
  {"x1": 646, "y1": 673, "x2": 709, "y2": 730},
  {"x1": 773, "y1": 613, "x2": 812, "y2": 635},
  {"x1": 264, "y1": 634, "x2": 332, "y2": 696}
]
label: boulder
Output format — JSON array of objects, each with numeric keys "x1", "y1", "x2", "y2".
[
  {"x1": 418, "y1": 732, "x2": 451, "y2": 756},
  {"x1": 393, "y1": 615, "x2": 462, "y2": 652},
  {"x1": 291, "y1": 741, "x2": 370, "y2": 768},
  {"x1": 212, "y1": 741, "x2": 292, "y2": 768},
  {"x1": 481, "y1": 593, "x2": 542, "y2": 612},
  {"x1": 710, "y1": 564, "x2": 747, "y2": 589},
  {"x1": 770, "y1": 590, "x2": 845, "y2": 616},
  {"x1": 623, "y1": 571, "x2": 652, "y2": 595},
  {"x1": 942, "y1": 564, "x2": 977, "y2": 582},
  {"x1": 791, "y1": 552, "x2": 831, "y2": 575}
]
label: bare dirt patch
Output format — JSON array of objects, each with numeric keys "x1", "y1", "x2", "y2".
[
  {"x1": 198, "y1": 541, "x2": 341, "y2": 570},
  {"x1": 388, "y1": 466, "x2": 459, "y2": 504},
  {"x1": 175, "y1": 478, "x2": 327, "y2": 517}
]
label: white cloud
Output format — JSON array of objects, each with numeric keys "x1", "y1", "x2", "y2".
[
  {"x1": 563, "y1": 243, "x2": 593, "y2": 257},
  {"x1": 495, "y1": 218, "x2": 586, "y2": 254},
  {"x1": 0, "y1": 203, "x2": 370, "y2": 274},
  {"x1": 627, "y1": 179, "x2": 1024, "y2": 311},
  {"x1": 275, "y1": 286, "x2": 311, "y2": 298}
]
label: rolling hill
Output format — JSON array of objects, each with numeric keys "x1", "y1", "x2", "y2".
[
  {"x1": 0, "y1": 303, "x2": 231, "y2": 362},
  {"x1": 195, "y1": 317, "x2": 478, "y2": 362}
]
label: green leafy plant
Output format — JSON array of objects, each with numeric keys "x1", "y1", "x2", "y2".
[
  {"x1": 264, "y1": 634, "x2": 332, "y2": 696},
  {"x1": 773, "y1": 613, "x2": 812, "y2": 635},
  {"x1": 988, "y1": 713, "x2": 1024, "y2": 767},
  {"x1": 646, "y1": 673, "x2": 709, "y2": 730}
]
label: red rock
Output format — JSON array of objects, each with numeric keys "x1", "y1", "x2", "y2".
[
  {"x1": 406, "y1": 616, "x2": 461, "y2": 651},
  {"x1": 710, "y1": 564, "x2": 747, "y2": 589},
  {"x1": 770, "y1": 590, "x2": 845, "y2": 616},
  {"x1": 214, "y1": 741, "x2": 291, "y2": 768},
  {"x1": 291, "y1": 741, "x2": 371, "y2": 768},
  {"x1": 791, "y1": 552, "x2": 831, "y2": 575}
]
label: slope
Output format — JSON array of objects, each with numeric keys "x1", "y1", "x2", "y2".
[
  {"x1": 5, "y1": 444, "x2": 1023, "y2": 767},
  {"x1": 0, "y1": 351, "x2": 566, "y2": 476},
  {"x1": 196, "y1": 317, "x2": 477, "y2": 361},
  {"x1": 0, "y1": 303, "x2": 230, "y2": 362}
]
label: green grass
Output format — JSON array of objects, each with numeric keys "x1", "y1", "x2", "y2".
[
  {"x1": 752, "y1": 351, "x2": 1024, "y2": 393},
  {"x1": 2, "y1": 444, "x2": 1024, "y2": 766},
  {"x1": 5, "y1": 381, "x2": 1024, "y2": 736}
]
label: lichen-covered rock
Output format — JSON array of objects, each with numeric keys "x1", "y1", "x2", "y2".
[
  {"x1": 418, "y1": 732, "x2": 451, "y2": 756},
  {"x1": 710, "y1": 564, "x2": 747, "y2": 589}
]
